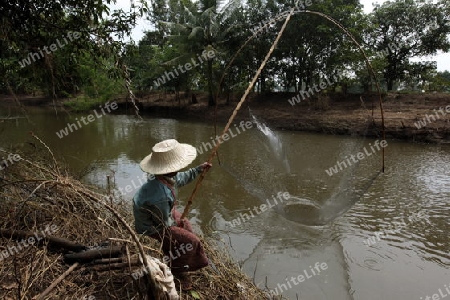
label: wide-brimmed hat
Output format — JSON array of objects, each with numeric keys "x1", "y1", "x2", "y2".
[{"x1": 139, "y1": 139, "x2": 197, "y2": 175}]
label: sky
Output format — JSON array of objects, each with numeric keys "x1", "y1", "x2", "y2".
[{"x1": 113, "y1": 0, "x2": 449, "y2": 71}]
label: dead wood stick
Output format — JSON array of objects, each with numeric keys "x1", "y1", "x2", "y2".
[
  {"x1": 64, "y1": 246, "x2": 125, "y2": 263},
  {"x1": 0, "y1": 229, "x2": 86, "y2": 252},
  {"x1": 93, "y1": 257, "x2": 124, "y2": 264},
  {"x1": 92, "y1": 254, "x2": 140, "y2": 265},
  {"x1": 63, "y1": 182, "x2": 162, "y2": 299},
  {"x1": 33, "y1": 262, "x2": 79, "y2": 300}
]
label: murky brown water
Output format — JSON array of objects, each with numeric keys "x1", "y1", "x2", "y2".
[{"x1": 1, "y1": 106, "x2": 449, "y2": 300}]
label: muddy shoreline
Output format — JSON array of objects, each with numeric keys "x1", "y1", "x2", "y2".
[
  {"x1": 128, "y1": 92, "x2": 450, "y2": 144},
  {"x1": 2, "y1": 92, "x2": 450, "y2": 144}
]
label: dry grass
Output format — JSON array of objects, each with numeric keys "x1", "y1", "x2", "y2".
[{"x1": 0, "y1": 143, "x2": 274, "y2": 300}]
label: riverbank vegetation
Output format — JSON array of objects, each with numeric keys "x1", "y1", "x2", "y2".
[
  {"x1": 0, "y1": 143, "x2": 271, "y2": 299},
  {"x1": 1, "y1": 0, "x2": 449, "y2": 111}
]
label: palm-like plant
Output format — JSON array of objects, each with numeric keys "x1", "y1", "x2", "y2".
[{"x1": 158, "y1": 0, "x2": 242, "y2": 106}]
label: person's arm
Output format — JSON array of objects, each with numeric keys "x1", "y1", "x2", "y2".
[
  {"x1": 174, "y1": 162, "x2": 212, "y2": 187},
  {"x1": 174, "y1": 166, "x2": 202, "y2": 187}
]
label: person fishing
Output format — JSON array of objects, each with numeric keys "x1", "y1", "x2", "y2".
[{"x1": 133, "y1": 139, "x2": 211, "y2": 290}]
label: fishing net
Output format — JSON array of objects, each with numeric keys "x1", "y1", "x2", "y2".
[
  {"x1": 183, "y1": 8, "x2": 387, "y2": 228},
  {"x1": 218, "y1": 108, "x2": 383, "y2": 226}
]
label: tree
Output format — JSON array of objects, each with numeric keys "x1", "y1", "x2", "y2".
[
  {"x1": 274, "y1": 0, "x2": 365, "y2": 92},
  {"x1": 429, "y1": 71, "x2": 450, "y2": 92},
  {"x1": 150, "y1": 0, "x2": 242, "y2": 106},
  {"x1": 0, "y1": 0, "x2": 148, "y2": 99},
  {"x1": 366, "y1": 0, "x2": 450, "y2": 91}
]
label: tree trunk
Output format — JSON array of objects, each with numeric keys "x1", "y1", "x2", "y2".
[
  {"x1": 64, "y1": 246, "x2": 125, "y2": 263},
  {"x1": 260, "y1": 73, "x2": 266, "y2": 93},
  {"x1": 191, "y1": 93, "x2": 198, "y2": 104},
  {"x1": 387, "y1": 79, "x2": 394, "y2": 91},
  {"x1": 342, "y1": 82, "x2": 348, "y2": 95},
  {"x1": 207, "y1": 60, "x2": 215, "y2": 106}
]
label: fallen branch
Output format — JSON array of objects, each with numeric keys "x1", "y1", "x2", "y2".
[
  {"x1": 0, "y1": 229, "x2": 86, "y2": 253},
  {"x1": 64, "y1": 246, "x2": 125, "y2": 264},
  {"x1": 33, "y1": 262, "x2": 79, "y2": 300}
]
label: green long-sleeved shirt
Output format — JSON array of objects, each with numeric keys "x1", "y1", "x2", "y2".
[{"x1": 133, "y1": 166, "x2": 202, "y2": 235}]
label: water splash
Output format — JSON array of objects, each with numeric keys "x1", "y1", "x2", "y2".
[{"x1": 249, "y1": 109, "x2": 291, "y2": 173}]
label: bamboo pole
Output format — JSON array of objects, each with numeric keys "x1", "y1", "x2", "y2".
[{"x1": 180, "y1": 7, "x2": 298, "y2": 221}]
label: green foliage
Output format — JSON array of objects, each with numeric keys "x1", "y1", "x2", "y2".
[
  {"x1": 0, "y1": 0, "x2": 149, "y2": 100},
  {"x1": 63, "y1": 54, "x2": 125, "y2": 111},
  {"x1": 2, "y1": 0, "x2": 449, "y2": 107},
  {"x1": 429, "y1": 71, "x2": 450, "y2": 92},
  {"x1": 366, "y1": 0, "x2": 450, "y2": 90},
  {"x1": 130, "y1": 0, "x2": 243, "y2": 105}
]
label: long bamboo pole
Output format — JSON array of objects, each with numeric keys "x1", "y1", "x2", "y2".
[{"x1": 180, "y1": 7, "x2": 298, "y2": 221}]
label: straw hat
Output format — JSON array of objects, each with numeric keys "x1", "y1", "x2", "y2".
[{"x1": 139, "y1": 139, "x2": 197, "y2": 175}]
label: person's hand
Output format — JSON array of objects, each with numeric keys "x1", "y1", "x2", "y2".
[
  {"x1": 178, "y1": 218, "x2": 187, "y2": 228},
  {"x1": 199, "y1": 162, "x2": 212, "y2": 172}
]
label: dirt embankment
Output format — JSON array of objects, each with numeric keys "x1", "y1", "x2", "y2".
[
  {"x1": 3, "y1": 92, "x2": 450, "y2": 144},
  {"x1": 124, "y1": 92, "x2": 450, "y2": 144}
]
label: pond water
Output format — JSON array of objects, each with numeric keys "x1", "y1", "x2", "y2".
[{"x1": 1, "y1": 106, "x2": 449, "y2": 300}]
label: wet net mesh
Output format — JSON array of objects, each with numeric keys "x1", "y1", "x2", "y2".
[{"x1": 219, "y1": 108, "x2": 383, "y2": 226}]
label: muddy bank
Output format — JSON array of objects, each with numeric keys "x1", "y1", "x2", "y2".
[
  {"x1": 124, "y1": 92, "x2": 450, "y2": 144},
  {"x1": 2, "y1": 92, "x2": 450, "y2": 144}
]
